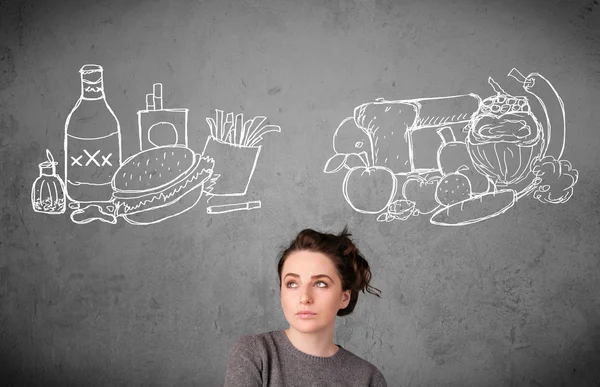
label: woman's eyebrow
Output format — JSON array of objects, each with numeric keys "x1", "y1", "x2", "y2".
[{"x1": 284, "y1": 273, "x2": 334, "y2": 282}]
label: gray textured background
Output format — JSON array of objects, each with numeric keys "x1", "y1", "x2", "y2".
[{"x1": 1, "y1": 0, "x2": 600, "y2": 386}]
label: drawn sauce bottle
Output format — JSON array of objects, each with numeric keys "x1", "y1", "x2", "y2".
[
  {"x1": 32, "y1": 149, "x2": 66, "y2": 214},
  {"x1": 64, "y1": 64, "x2": 122, "y2": 204}
]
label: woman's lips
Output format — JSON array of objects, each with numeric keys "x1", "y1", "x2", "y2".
[{"x1": 296, "y1": 311, "x2": 317, "y2": 319}]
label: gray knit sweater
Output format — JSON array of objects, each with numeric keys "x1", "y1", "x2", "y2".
[{"x1": 224, "y1": 330, "x2": 387, "y2": 387}]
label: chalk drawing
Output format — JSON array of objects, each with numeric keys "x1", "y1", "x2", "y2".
[
  {"x1": 325, "y1": 68, "x2": 578, "y2": 226},
  {"x1": 31, "y1": 149, "x2": 66, "y2": 214},
  {"x1": 206, "y1": 200, "x2": 262, "y2": 214},
  {"x1": 200, "y1": 109, "x2": 281, "y2": 214},
  {"x1": 70, "y1": 203, "x2": 117, "y2": 225},
  {"x1": 33, "y1": 63, "x2": 281, "y2": 224},
  {"x1": 64, "y1": 64, "x2": 123, "y2": 205},
  {"x1": 111, "y1": 145, "x2": 214, "y2": 225},
  {"x1": 137, "y1": 82, "x2": 189, "y2": 150}
]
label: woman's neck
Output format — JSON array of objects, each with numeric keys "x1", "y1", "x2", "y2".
[{"x1": 284, "y1": 327, "x2": 339, "y2": 357}]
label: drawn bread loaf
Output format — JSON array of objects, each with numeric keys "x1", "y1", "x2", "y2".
[
  {"x1": 353, "y1": 94, "x2": 480, "y2": 174},
  {"x1": 354, "y1": 99, "x2": 417, "y2": 173}
]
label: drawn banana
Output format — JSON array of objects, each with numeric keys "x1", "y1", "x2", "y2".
[{"x1": 508, "y1": 68, "x2": 566, "y2": 161}]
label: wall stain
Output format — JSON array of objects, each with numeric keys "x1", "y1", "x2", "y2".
[
  {"x1": 0, "y1": 46, "x2": 16, "y2": 90},
  {"x1": 0, "y1": 113, "x2": 18, "y2": 143}
]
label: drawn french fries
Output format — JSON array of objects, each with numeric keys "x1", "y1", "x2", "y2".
[{"x1": 205, "y1": 110, "x2": 281, "y2": 147}]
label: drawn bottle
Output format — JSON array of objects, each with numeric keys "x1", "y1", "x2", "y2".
[
  {"x1": 436, "y1": 126, "x2": 472, "y2": 175},
  {"x1": 32, "y1": 149, "x2": 66, "y2": 214},
  {"x1": 64, "y1": 64, "x2": 122, "y2": 204}
]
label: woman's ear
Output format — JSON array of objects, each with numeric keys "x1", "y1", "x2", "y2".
[{"x1": 341, "y1": 290, "x2": 351, "y2": 308}]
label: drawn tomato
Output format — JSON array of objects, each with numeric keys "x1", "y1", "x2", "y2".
[{"x1": 402, "y1": 174, "x2": 441, "y2": 215}]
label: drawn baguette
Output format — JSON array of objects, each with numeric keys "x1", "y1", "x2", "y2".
[
  {"x1": 429, "y1": 189, "x2": 516, "y2": 226},
  {"x1": 412, "y1": 94, "x2": 480, "y2": 128}
]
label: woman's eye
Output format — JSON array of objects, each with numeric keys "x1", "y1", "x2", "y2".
[{"x1": 286, "y1": 281, "x2": 327, "y2": 288}]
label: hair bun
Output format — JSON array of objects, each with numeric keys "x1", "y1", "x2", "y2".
[{"x1": 342, "y1": 242, "x2": 357, "y2": 258}]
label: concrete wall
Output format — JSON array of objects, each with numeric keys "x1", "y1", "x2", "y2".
[{"x1": 1, "y1": 0, "x2": 599, "y2": 385}]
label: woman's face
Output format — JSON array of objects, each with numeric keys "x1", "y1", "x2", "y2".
[{"x1": 280, "y1": 250, "x2": 351, "y2": 335}]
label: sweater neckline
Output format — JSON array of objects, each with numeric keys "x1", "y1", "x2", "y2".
[{"x1": 274, "y1": 329, "x2": 346, "y2": 365}]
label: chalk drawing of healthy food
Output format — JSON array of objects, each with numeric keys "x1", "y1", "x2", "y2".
[
  {"x1": 200, "y1": 109, "x2": 281, "y2": 215},
  {"x1": 324, "y1": 68, "x2": 578, "y2": 226}
]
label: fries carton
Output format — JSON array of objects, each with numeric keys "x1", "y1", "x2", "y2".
[{"x1": 201, "y1": 110, "x2": 280, "y2": 196}]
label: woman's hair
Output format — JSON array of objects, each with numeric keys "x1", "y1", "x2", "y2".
[{"x1": 277, "y1": 226, "x2": 382, "y2": 316}]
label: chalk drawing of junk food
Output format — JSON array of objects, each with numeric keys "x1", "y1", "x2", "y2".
[
  {"x1": 31, "y1": 66, "x2": 216, "y2": 225},
  {"x1": 106, "y1": 82, "x2": 215, "y2": 225},
  {"x1": 87, "y1": 81, "x2": 213, "y2": 226},
  {"x1": 31, "y1": 149, "x2": 66, "y2": 215},
  {"x1": 138, "y1": 83, "x2": 189, "y2": 150},
  {"x1": 64, "y1": 64, "x2": 122, "y2": 205},
  {"x1": 110, "y1": 145, "x2": 215, "y2": 225},
  {"x1": 35, "y1": 63, "x2": 124, "y2": 224},
  {"x1": 71, "y1": 78, "x2": 214, "y2": 226},
  {"x1": 200, "y1": 109, "x2": 281, "y2": 214},
  {"x1": 324, "y1": 68, "x2": 578, "y2": 226},
  {"x1": 31, "y1": 64, "x2": 280, "y2": 225}
]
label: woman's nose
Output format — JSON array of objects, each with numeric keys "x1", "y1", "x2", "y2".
[{"x1": 300, "y1": 288, "x2": 313, "y2": 304}]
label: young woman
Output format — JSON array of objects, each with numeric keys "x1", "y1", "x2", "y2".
[{"x1": 224, "y1": 227, "x2": 387, "y2": 387}]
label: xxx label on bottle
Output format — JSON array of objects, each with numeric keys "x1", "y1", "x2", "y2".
[{"x1": 66, "y1": 131, "x2": 120, "y2": 203}]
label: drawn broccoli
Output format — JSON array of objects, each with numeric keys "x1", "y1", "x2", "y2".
[{"x1": 531, "y1": 156, "x2": 578, "y2": 204}]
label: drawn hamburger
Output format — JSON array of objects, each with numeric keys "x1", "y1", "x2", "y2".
[{"x1": 111, "y1": 145, "x2": 214, "y2": 225}]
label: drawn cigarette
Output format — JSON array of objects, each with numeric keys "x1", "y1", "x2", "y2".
[
  {"x1": 146, "y1": 94, "x2": 154, "y2": 111},
  {"x1": 206, "y1": 200, "x2": 261, "y2": 214},
  {"x1": 153, "y1": 83, "x2": 163, "y2": 110}
]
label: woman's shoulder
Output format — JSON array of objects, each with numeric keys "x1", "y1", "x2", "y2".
[
  {"x1": 338, "y1": 346, "x2": 377, "y2": 368},
  {"x1": 337, "y1": 347, "x2": 387, "y2": 385},
  {"x1": 234, "y1": 330, "x2": 279, "y2": 341},
  {"x1": 231, "y1": 330, "x2": 280, "y2": 352}
]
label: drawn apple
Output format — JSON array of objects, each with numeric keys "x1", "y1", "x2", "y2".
[
  {"x1": 402, "y1": 174, "x2": 441, "y2": 215},
  {"x1": 435, "y1": 171, "x2": 472, "y2": 207},
  {"x1": 342, "y1": 152, "x2": 397, "y2": 214}
]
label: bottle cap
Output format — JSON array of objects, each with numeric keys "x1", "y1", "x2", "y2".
[
  {"x1": 39, "y1": 149, "x2": 57, "y2": 176},
  {"x1": 80, "y1": 64, "x2": 103, "y2": 74}
]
